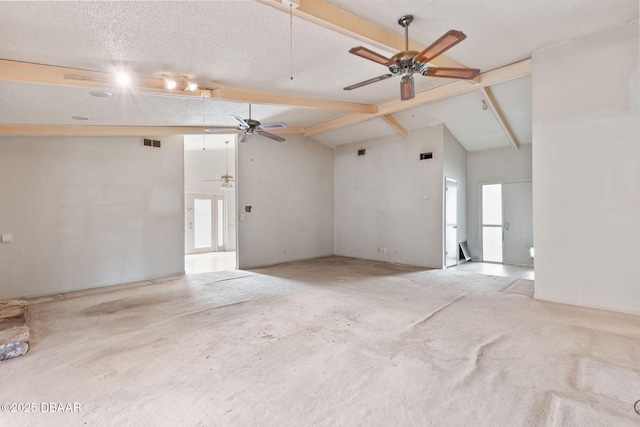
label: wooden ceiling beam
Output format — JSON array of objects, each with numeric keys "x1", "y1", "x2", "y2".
[
  {"x1": 256, "y1": 0, "x2": 465, "y2": 69},
  {"x1": 381, "y1": 114, "x2": 408, "y2": 138},
  {"x1": 478, "y1": 86, "x2": 520, "y2": 150},
  {"x1": 0, "y1": 59, "x2": 376, "y2": 114},
  {"x1": 0, "y1": 59, "x2": 195, "y2": 96},
  {"x1": 210, "y1": 87, "x2": 377, "y2": 114},
  {"x1": 304, "y1": 59, "x2": 531, "y2": 137},
  {"x1": 0, "y1": 125, "x2": 304, "y2": 137}
]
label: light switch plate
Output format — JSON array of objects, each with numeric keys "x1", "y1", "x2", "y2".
[{"x1": 1, "y1": 234, "x2": 12, "y2": 243}]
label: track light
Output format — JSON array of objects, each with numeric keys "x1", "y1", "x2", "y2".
[
  {"x1": 165, "y1": 78, "x2": 177, "y2": 90},
  {"x1": 182, "y1": 78, "x2": 198, "y2": 92},
  {"x1": 116, "y1": 72, "x2": 130, "y2": 86},
  {"x1": 65, "y1": 70, "x2": 203, "y2": 94},
  {"x1": 187, "y1": 82, "x2": 198, "y2": 91}
]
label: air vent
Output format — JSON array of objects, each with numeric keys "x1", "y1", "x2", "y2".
[
  {"x1": 142, "y1": 138, "x2": 161, "y2": 148},
  {"x1": 357, "y1": 149, "x2": 366, "y2": 156},
  {"x1": 420, "y1": 152, "x2": 433, "y2": 160}
]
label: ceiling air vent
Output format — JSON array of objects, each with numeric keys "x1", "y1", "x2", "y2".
[
  {"x1": 420, "y1": 152, "x2": 433, "y2": 160},
  {"x1": 357, "y1": 149, "x2": 366, "y2": 156},
  {"x1": 142, "y1": 138, "x2": 161, "y2": 148}
]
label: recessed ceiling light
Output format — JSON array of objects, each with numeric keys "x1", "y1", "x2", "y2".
[
  {"x1": 165, "y1": 79, "x2": 177, "y2": 90},
  {"x1": 89, "y1": 90, "x2": 112, "y2": 98},
  {"x1": 187, "y1": 82, "x2": 198, "y2": 91},
  {"x1": 71, "y1": 116, "x2": 89, "y2": 121}
]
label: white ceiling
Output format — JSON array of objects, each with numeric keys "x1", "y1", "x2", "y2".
[
  {"x1": 0, "y1": 1, "x2": 637, "y2": 150},
  {"x1": 184, "y1": 134, "x2": 237, "y2": 152}
]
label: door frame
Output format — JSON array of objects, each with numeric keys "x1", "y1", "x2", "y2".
[
  {"x1": 478, "y1": 179, "x2": 533, "y2": 264},
  {"x1": 185, "y1": 193, "x2": 226, "y2": 255},
  {"x1": 444, "y1": 177, "x2": 458, "y2": 268}
]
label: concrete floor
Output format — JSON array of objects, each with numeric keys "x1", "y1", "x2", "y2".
[
  {"x1": 185, "y1": 251, "x2": 237, "y2": 274},
  {"x1": 450, "y1": 261, "x2": 535, "y2": 280},
  {"x1": 1, "y1": 256, "x2": 639, "y2": 426}
]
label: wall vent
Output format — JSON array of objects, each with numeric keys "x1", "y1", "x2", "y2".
[
  {"x1": 420, "y1": 152, "x2": 433, "y2": 160},
  {"x1": 142, "y1": 138, "x2": 161, "y2": 148},
  {"x1": 357, "y1": 149, "x2": 366, "y2": 156}
]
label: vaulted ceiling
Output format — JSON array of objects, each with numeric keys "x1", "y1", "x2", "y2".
[{"x1": 0, "y1": 1, "x2": 637, "y2": 150}]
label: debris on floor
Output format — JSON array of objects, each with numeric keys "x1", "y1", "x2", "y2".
[{"x1": 0, "y1": 299, "x2": 30, "y2": 361}]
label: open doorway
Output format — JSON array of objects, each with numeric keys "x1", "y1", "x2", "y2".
[
  {"x1": 444, "y1": 177, "x2": 458, "y2": 267},
  {"x1": 481, "y1": 181, "x2": 533, "y2": 267},
  {"x1": 184, "y1": 134, "x2": 237, "y2": 273}
]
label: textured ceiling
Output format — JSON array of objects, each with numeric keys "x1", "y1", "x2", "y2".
[
  {"x1": 0, "y1": 81, "x2": 346, "y2": 128},
  {"x1": 0, "y1": 1, "x2": 637, "y2": 150},
  {"x1": 329, "y1": 0, "x2": 639, "y2": 72},
  {"x1": 315, "y1": 75, "x2": 533, "y2": 151}
]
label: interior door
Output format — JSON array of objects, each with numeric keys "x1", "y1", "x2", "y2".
[
  {"x1": 185, "y1": 194, "x2": 225, "y2": 254},
  {"x1": 445, "y1": 178, "x2": 458, "y2": 267},
  {"x1": 481, "y1": 183, "x2": 503, "y2": 263},
  {"x1": 502, "y1": 181, "x2": 533, "y2": 266}
]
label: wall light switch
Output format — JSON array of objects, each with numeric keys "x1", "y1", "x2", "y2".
[
  {"x1": 1, "y1": 234, "x2": 12, "y2": 243},
  {"x1": 240, "y1": 214, "x2": 246, "y2": 221}
]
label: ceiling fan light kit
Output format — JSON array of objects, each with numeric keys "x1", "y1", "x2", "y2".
[
  {"x1": 344, "y1": 15, "x2": 480, "y2": 101},
  {"x1": 203, "y1": 141, "x2": 235, "y2": 190}
]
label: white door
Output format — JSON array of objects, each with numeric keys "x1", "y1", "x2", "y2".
[
  {"x1": 502, "y1": 181, "x2": 533, "y2": 266},
  {"x1": 185, "y1": 194, "x2": 225, "y2": 254},
  {"x1": 481, "y1": 183, "x2": 503, "y2": 262},
  {"x1": 445, "y1": 178, "x2": 458, "y2": 267}
]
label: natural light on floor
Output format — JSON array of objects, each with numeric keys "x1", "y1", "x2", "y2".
[{"x1": 185, "y1": 252, "x2": 236, "y2": 274}]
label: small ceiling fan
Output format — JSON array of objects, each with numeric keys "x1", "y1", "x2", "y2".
[
  {"x1": 205, "y1": 104, "x2": 288, "y2": 143},
  {"x1": 204, "y1": 140, "x2": 234, "y2": 190},
  {"x1": 344, "y1": 15, "x2": 480, "y2": 100}
]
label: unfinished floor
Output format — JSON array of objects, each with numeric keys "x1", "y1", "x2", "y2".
[{"x1": 1, "y1": 256, "x2": 639, "y2": 426}]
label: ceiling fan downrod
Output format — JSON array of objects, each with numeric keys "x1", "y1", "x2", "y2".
[{"x1": 399, "y1": 15, "x2": 413, "y2": 51}]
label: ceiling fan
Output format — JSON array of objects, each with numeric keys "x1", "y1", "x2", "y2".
[
  {"x1": 205, "y1": 104, "x2": 288, "y2": 143},
  {"x1": 204, "y1": 140, "x2": 235, "y2": 190},
  {"x1": 344, "y1": 15, "x2": 480, "y2": 101}
]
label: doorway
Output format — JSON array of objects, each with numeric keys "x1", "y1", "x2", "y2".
[
  {"x1": 444, "y1": 178, "x2": 458, "y2": 267},
  {"x1": 183, "y1": 134, "x2": 238, "y2": 273},
  {"x1": 185, "y1": 194, "x2": 225, "y2": 254},
  {"x1": 481, "y1": 181, "x2": 533, "y2": 266}
]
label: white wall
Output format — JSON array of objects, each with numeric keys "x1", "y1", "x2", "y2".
[
  {"x1": 443, "y1": 126, "x2": 468, "y2": 261},
  {"x1": 0, "y1": 135, "x2": 185, "y2": 299},
  {"x1": 334, "y1": 125, "x2": 445, "y2": 268},
  {"x1": 467, "y1": 144, "x2": 532, "y2": 260},
  {"x1": 532, "y1": 20, "x2": 640, "y2": 314},
  {"x1": 184, "y1": 140, "x2": 237, "y2": 251},
  {"x1": 237, "y1": 134, "x2": 334, "y2": 268}
]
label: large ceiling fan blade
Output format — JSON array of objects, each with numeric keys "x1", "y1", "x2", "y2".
[
  {"x1": 238, "y1": 133, "x2": 251, "y2": 143},
  {"x1": 400, "y1": 76, "x2": 415, "y2": 101},
  {"x1": 258, "y1": 131, "x2": 286, "y2": 142},
  {"x1": 256, "y1": 122, "x2": 288, "y2": 131},
  {"x1": 349, "y1": 46, "x2": 392, "y2": 66},
  {"x1": 422, "y1": 67, "x2": 481, "y2": 79},
  {"x1": 414, "y1": 30, "x2": 467, "y2": 64},
  {"x1": 230, "y1": 115, "x2": 251, "y2": 130},
  {"x1": 344, "y1": 74, "x2": 393, "y2": 91}
]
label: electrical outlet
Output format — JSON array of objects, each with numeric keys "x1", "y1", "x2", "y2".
[
  {"x1": 378, "y1": 247, "x2": 387, "y2": 253},
  {"x1": 1, "y1": 234, "x2": 12, "y2": 243}
]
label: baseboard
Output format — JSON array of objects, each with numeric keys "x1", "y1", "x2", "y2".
[
  {"x1": 534, "y1": 292, "x2": 640, "y2": 316},
  {"x1": 20, "y1": 271, "x2": 185, "y2": 303}
]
